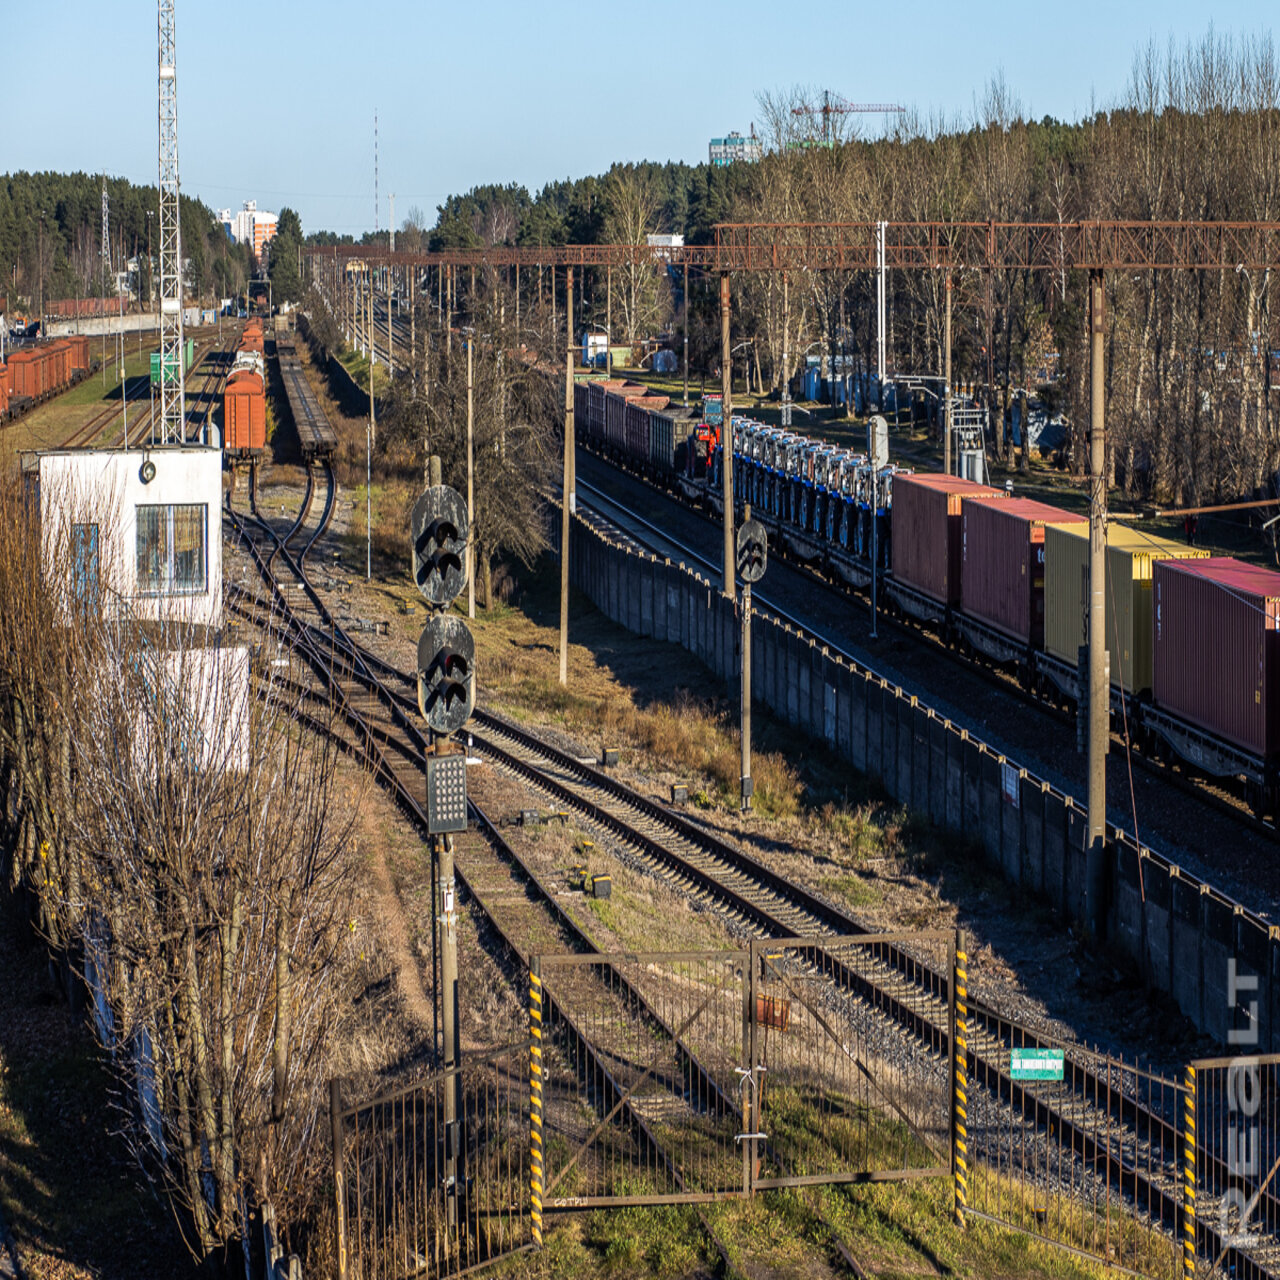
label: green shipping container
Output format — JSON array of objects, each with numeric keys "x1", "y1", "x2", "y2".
[
  {"x1": 1043, "y1": 524, "x2": 1210, "y2": 693},
  {"x1": 149, "y1": 351, "x2": 180, "y2": 385}
]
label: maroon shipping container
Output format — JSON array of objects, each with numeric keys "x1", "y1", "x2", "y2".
[
  {"x1": 961, "y1": 497, "x2": 1085, "y2": 646},
  {"x1": 891, "y1": 472, "x2": 1009, "y2": 606},
  {"x1": 1153, "y1": 557, "x2": 1280, "y2": 758},
  {"x1": 0, "y1": 366, "x2": 8, "y2": 417}
]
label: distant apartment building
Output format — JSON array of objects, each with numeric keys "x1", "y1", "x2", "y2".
[
  {"x1": 218, "y1": 201, "x2": 280, "y2": 263},
  {"x1": 709, "y1": 130, "x2": 762, "y2": 166}
]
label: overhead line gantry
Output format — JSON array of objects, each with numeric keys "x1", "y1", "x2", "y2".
[{"x1": 306, "y1": 218, "x2": 1280, "y2": 943}]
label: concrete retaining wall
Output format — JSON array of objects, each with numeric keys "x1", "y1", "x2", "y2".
[{"x1": 560, "y1": 514, "x2": 1275, "y2": 1051}]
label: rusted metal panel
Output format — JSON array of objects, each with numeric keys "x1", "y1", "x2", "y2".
[{"x1": 1153, "y1": 557, "x2": 1280, "y2": 758}]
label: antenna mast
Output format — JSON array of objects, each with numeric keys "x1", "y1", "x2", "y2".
[
  {"x1": 157, "y1": 0, "x2": 186, "y2": 444},
  {"x1": 374, "y1": 110, "x2": 379, "y2": 239}
]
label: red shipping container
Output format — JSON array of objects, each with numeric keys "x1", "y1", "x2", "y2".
[
  {"x1": 961, "y1": 497, "x2": 1085, "y2": 646},
  {"x1": 223, "y1": 371, "x2": 266, "y2": 450},
  {"x1": 891, "y1": 473, "x2": 1009, "y2": 606},
  {"x1": 1153, "y1": 557, "x2": 1280, "y2": 758},
  {"x1": 0, "y1": 366, "x2": 8, "y2": 417}
]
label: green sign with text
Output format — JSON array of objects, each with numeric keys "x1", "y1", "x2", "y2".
[{"x1": 1010, "y1": 1048, "x2": 1065, "y2": 1081}]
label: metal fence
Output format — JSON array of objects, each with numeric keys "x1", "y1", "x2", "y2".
[
  {"x1": 532, "y1": 933, "x2": 957, "y2": 1222},
  {"x1": 331, "y1": 1042, "x2": 530, "y2": 1280},
  {"x1": 330, "y1": 936, "x2": 1280, "y2": 1280}
]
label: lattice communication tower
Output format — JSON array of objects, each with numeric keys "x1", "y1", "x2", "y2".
[
  {"x1": 100, "y1": 178, "x2": 110, "y2": 299},
  {"x1": 157, "y1": 0, "x2": 185, "y2": 443}
]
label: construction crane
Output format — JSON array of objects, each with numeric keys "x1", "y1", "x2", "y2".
[{"x1": 792, "y1": 90, "x2": 905, "y2": 147}]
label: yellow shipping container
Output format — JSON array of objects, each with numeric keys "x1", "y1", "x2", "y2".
[{"x1": 1043, "y1": 524, "x2": 1210, "y2": 693}]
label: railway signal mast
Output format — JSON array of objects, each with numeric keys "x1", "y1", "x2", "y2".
[{"x1": 156, "y1": 0, "x2": 185, "y2": 444}]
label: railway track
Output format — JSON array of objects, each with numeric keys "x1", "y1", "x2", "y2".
[
  {"x1": 220, "y1": 467, "x2": 1278, "y2": 1280},
  {"x1": 580, "y1": 449, "x2": 1280, "y2": 850},
  {"x1": 224, "y1": 470, "x2": 767, "y2": 1273},
  {"x1": 56, "y1": 333, "x2": 226, "y2": 450}
]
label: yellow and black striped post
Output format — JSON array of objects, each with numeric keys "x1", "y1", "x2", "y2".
[
  {"x1": 951, "y1": 928, "x2": 969, "y2": 1225},
  {"x1": 1182, "y1": 1064, "x2": 1196, "y2": 1279},
  {"x1": 529, "y1": 958, "x2": 544, "y2": 1249}
]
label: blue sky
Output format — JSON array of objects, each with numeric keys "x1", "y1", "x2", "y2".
[{"x1": 7, "y1": 2, "x2": 1271, "y2": 237}]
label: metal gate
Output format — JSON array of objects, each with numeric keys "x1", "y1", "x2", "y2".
[
  {"x1": 1189, "y1": 1053, "x2": 1280, "y2": 1279},
  {"x1": 331, "y1": 1042, "x2": 530, "y2": 1280},
  {"x1": 530, "y1": 932, "x2": 957, "y2": 1233}
]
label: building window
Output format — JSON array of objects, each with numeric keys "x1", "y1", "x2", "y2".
[
  {"x1": 136, "y1": 504, "x2": 207, "y2": 596},
  {"x1": 72, "y1": 522, "x2": 100, "y2": 610}
]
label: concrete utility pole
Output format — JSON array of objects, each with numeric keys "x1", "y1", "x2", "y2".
[
  {"x1": 943, "y1": 274, "x2": 953, "y2": 476},
  {"x1": 1086, "y1": 270, "x2": 1108, "y2": 938},
  {"x1": 875, "y1": 221, "x2": 887, "y2": 407},
  {"x1": 741, "y1": 509, "x2": 752, "y2": 809},
  {"x1": 605, "y1": 267, "x2": 612, "y2": 379},
  {"x1": 720, "y1": 273, "x2": 735, "y2": 601},
  {"x1": 560, "y1": 338, "x2": 574, "y2": 685},
  {"x1": 409, "y1": 268, "x2": 416, "y2": 389},
  {"x1": 389, "y1": 193, "x2": 395, "y2": 253},
  {"x1": 466, "y1": 339, "x2": 475, "y2": 619}
]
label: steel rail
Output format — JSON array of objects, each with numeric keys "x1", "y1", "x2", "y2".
[
  {"x1": 261, "y1": 608, "x2": 1259, "y2": 1274},
  {"x1": 225, "y1": 467, "x2": 1274, "y2": 1276}
]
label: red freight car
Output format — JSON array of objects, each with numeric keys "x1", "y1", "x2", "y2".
[
  {"x1": 623, "y1": 395, "x2": 670, "y2": 463},
  {"x1": 1153, "y1": 557, "x2": 1280, "y2": 759},
  {"x1": 223, "y1": 370, "x2": 266, "y2": 451},
  {"x1": 961, "y1": 497, "x2": 1085, "y2": 649},
  {"x1": 891, "y1": 473, "x2": 1009, "y2": 608}
]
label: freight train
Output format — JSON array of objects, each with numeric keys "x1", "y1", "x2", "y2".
[
  {"x1": 576, "y1": 376, "x2": 1280, "y2": 818},
  {"x1": 0, "y1": 335, "x2": 95, "y2": 424},
  {"x1": 222, "y1": 319, "x2": 266, "y2": 453}
]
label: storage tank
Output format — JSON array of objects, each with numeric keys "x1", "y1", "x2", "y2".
[
  {"x1": 891, "y1": 473, "x2": 1008, "y2": 606},
  {"x1": 1044, "y1": 524, "x2": 1210, "y2": 694},
  {"x1": 961, "y1": 497, "x2": 1085, "y2": 646},
  {"x1": 223, "y1": 370, "x2": 266, "y2": 451},
  {"x1": 1153, "y1": 557, "x2": 1280, "y2": 758}
]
